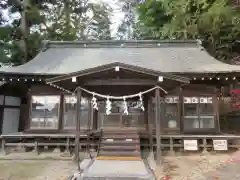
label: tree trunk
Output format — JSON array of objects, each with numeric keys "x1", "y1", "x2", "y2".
[{"x1": 20, "y1": 0, "x2": 30, "y2": 64}]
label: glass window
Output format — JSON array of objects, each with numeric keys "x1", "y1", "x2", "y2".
[
  {"x1": 98, "y1": 101, "x2": 121, "y2": 128},
  {"x1": 63, "y1": 95, "x2": 89, "y2": 129},
  {"x1": 30, "y1": 95, "x2": 60, "y2": 129},
  {"x1": 98, "y1": 100, "x2": 145, "y2": 128},
  {"x1": 122, "y1": 101, "x2": 145, "y2": 128},
  {"x1": 163, "y1": 96, "x2": 179, "y2": 129},
  {"x1": 184, "y1": 96, "x2": 214, "y2": 130},
  {"x1": 122, "y1": 114, "x2": 145, "y2": 127},
  {"x1": 151, "y1": 96, "x2": 179, "y2": 129}
]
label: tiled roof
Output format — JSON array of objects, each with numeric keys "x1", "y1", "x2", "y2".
[{"x1": 0, "y1": 40, "x2": 240, "y2": 75}]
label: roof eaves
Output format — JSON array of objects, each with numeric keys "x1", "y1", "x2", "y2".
[
  {"x1": 46, "y1": 62, "x2": 190, "y2": 84},
  {"x1": 117, "y1": 63, "x2": 190, "y2": 83},
  {"x1": 46, "y1": 62, "x2": 119, "y2": 83}
]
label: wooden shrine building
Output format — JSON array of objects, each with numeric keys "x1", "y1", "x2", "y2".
[{"x1": 0, "y1": 40, "x2": 240, "y2": 163}]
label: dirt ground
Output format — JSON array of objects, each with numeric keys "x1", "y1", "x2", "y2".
[
  {"x1": 0, "y1": 160, "x2": 77, "y2": 180},
  {"x1": 0, "y1": 151, "x2": 239, "y2": 180},
  {"x1": 155, "y1": 151, "x2": 240, "y2": 180}
]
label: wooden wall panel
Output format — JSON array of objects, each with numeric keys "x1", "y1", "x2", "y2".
[{"x1": 31, "y1": 84, "x2": 63, "y2": 95}]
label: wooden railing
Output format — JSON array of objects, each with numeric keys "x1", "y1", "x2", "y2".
[
  {"x1": 1, "y1": 134, "x2": 240, "y2": 155},
  {"x1": 149, "y1": 135, "x2": 240, "y2": 153}
]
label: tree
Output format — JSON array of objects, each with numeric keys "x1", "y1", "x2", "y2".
[
  {"x1": 0, "y1": 0, "x2": 113, "y2": 65},
  {"x1": 116, "y1": 0, "x2": 141, "y2": 40},
  {"x1": 137, "y1": 0, "x2": 240, "y2": 62},
  {"x1": 137, "y1": 0, "x2": 171, "y2": 39},
  {"x1": 37, "y1": 0, "x2": 112, "y2": 40},
  {"x1": 0, "y1": 0, "x2": 13, "y2": 66},
  {"x1": 88, "y1": 2, "x2": 112, "y2": 40}
]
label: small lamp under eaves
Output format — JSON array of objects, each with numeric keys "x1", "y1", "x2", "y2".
[
  {"x1": 72, "y1": 76, "x2": 77, "y2": 82},
  {"x1": 158, "y1": 76, "x2": 163, "y2": 82},
  {"x1": 115, "y1": 66, "x2": 120, "y2": 72}
]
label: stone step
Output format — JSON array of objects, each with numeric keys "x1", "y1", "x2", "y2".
[
  {"x1": 102, "y1": 131, "x2": 139, "y2": 135},
  {"x1": 98, "y1": 150, "x2": 141, "y2": 157},
  {"x1": 102, "y1": 135, "x2": 139, "y2": 139},
  {"x1": 101, "y1": 140, "x2": 140, "y2": 145},
  {"x1": 99, "y1": 130, "x2": 141, "y2": 158},
  {"x1": 83, "y1": 177, "x2": 152, "y2": 180},
  {"x1": 100, "y1": 145, "x2": 140, "y2": 151}
]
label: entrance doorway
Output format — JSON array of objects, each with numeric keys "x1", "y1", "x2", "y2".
[{"x1": 97, "y1": 101, "x2": 145, "y2": 129}]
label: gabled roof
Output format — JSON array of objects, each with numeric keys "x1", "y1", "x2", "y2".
[
  {"x1": 0, "y1": 40, "x2": 240, "y2": 75},
  {"x1": 46, "y1": 62, "x2": 190, "y2": 83}
]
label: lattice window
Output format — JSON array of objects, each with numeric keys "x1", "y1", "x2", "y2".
[{"x1": 30, "y1": 95, "x2": 60, "y2": 129}]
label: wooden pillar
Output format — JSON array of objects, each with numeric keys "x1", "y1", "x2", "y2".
[
  {"x1": 26, "y1": 87, "x2": 32, "y2": 130},
  {"x1": 74, "y1": 88, "x2": 82, "y2": 171},
  {"x1": 179, "y1": 86, "x2": 184, "y2": 133},
  {"x1": 144, "y1": 95, "x2": 148, "y2": 130},
  {"x1": 214, "y1": 87, "x2": 220, "y2": 133},
  {"x1": 88, "y1": 99, "x2": 92, "y2": 130},
  {"x1": 148, "y1": 97, "x2": 153, "y2": 152},
  {"x1": 58, "y1": 93, "x2": 64, "y2": 131},
  {"x1": 155, "y1": 87, "x2": 162, "y2": 166}
]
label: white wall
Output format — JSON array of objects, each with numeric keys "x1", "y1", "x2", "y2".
[
  {"x1": 1, "y1": 96, "x2": 21, "y2": 135},
  {"x1": 0, "y1": 95, "x2": 4, "y2": 105},
  {"x1": 2, "y1": 108, "x2": 20, "y2": 134},
  {"x1": 4, "y1": 96, "x2": 21, "y2": 106}
]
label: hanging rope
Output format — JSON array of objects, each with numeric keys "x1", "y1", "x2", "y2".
[{"x1": 72, "y1": 85, "x2": 167, "y2": 99}]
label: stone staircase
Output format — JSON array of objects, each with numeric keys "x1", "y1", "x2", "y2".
[{"x1": 97, "y1": 129, "x2": 141, "y2": 159}]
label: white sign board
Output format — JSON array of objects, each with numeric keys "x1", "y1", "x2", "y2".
[
  {"x1": 213, "y1": 140, "x2": 228, "y2": 151},
  {"x1": 106, "y1": 139, "x2": 114, "y2": 142},
  {"x1": 184, "y1": 140, "x2": 198, "y2": 151}
]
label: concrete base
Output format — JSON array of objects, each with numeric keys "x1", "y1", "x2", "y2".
[
  {"x1": 147, "y1": 151, "x2": 156, "y2": 171},
  {"x1": 96, "y1": 156, "x2": 141, "y2": 161},
  {"x1": 82, "y1": 160, "x2": 154, "y2": 180},
  {"x1": 31, "y1": 148, "x2": 39, "y2": 155},
  {"x1": 53, "y1": 147, "x2": 61, "y2": 153},
  {"x1": 61, "y1": 149, "x2": 71, "y2": 157}
]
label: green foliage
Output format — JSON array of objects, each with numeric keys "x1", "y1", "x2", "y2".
[
  {"x1": 89, "y1": 3, "x2": 112, "y2": 40},
  {"x1": 116, "y1": 0, "x2": 141, "y2": 40},
  {"x1": 136, "y1": 0, "x2": 240, "y2": 62},
  {"x1": 0, "y1": 0, "x2": 113, "y2": 65}
]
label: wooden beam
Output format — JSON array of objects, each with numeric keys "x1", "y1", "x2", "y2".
[
  {"x1": 83, "y1": 78, "x2": 157, "y2": 86},
  {"x1": 74, "y1": 88, "x2": 82, "y2": 171},
  {"x1": 155, "y1": 87, "x2": 162, "y2": 166}
]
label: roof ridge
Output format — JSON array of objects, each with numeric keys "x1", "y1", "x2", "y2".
[{"x1": 40, "y1": 39, "x2": 202, "y2": 51}]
